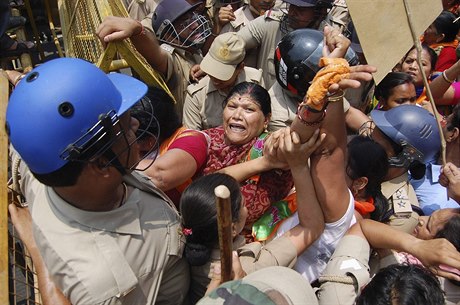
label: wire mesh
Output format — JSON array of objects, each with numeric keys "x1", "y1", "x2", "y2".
[{"x1": 8, "y1": 218, "x2": 42, "y2": 305}]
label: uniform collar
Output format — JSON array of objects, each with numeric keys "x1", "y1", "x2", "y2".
[
  {"x1": 47, "y1": 185, "x2": 142, "y2": 235},
  {"x1": 207, "y1": 68, "x2": 247, "y2": 94},
  {"x1": 381, "y1": 172, "x2": 409, "y2": 199}
]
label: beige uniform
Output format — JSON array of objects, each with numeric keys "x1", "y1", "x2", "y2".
[
  {"x1": 381, "y1": 172, "x2": 420, "y2": 234},
  {"x1": 123, "y1": 0, "x2": 160, "y2": 24},
  {"x1": 237, "y1": 10, "x2": 285, "y2": 88},
  {"x1": 325, "y1": 0, "x2": 350, "y2": 33},
  {"x1": 161, "y1": 44, "x2": 203, "y2": 121},
  {"x1": 189, "y1": 235, "x2": 297, "y2": 304},
  {"x1": 183, "y1": 66, "x2": 264, "y2": 130},
  {"x1": 220, "y1": 5, "x2": 258, "y2": 68},
  {"x1": 16, "y1": 152, "x2": 189, "y2": 305},
  {"x1": 318, "y1": 235, "x2": 371, "y2": 305},
  {"x1": 268, "y1": 82, "x2": 351, "y2": 131}
]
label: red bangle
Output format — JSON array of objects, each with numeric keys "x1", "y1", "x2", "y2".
[{"x1": 133, "y1": 21, "x2": 145, "y2": 37}]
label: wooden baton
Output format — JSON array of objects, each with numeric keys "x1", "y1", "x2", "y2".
[{"x1": 215, "y1": 185, "x2": 233, "y2": 283}]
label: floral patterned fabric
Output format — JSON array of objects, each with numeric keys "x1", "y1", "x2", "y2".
[{"x1": 202, "y1": 126, "x2": 294, "y2": 227}]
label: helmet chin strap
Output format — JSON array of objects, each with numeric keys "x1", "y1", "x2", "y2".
[
  {"x1": 387, "y1": 140, "x2": 424, "y2": 168},
  {"x1": 103, "y1": 148, "x2": 128, "y2": 176}
]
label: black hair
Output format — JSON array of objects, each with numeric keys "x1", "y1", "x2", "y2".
[
  {"x1": 404, "y1": 44, "x2": 438, "y2": 72},
  {"x1": 347, "y1": 136, "x2": 389, "y2": 221},
  {"x1": 131, "y1": 86, "x2": 181, "y2": 144},
  {"x1": 374, "y1": 72, "x2": 415, "y2": 102},
  {"x1": 433, "y1": 10, "x2": 459, "y2": 43},
  {"x1": 436, "y1": 214, "x2": 460, "y2": 251},
  {"x1": 180, "y1": 173, "x2": 242, "y2": 266},
  {"x1": 447, "y1": 103, "x2": 460, "y2": 132},
  {"x1": 435, "y1": 213, "x2": 460, "y2": 286},
  {"x1": 356, "y1": 264, "x2": 445, "y2": 305},
  {"x1": 222, "y1": 82, "x2": 271, "y2": 117}
]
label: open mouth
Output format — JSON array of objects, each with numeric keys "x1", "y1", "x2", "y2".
[{"x1": 229, "y1": 123, "x2": 246, "y2": 132}]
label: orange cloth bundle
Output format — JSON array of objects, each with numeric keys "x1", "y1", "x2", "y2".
[{"x1": 305, "y1": 57, "x2": 350, "y2": 111}]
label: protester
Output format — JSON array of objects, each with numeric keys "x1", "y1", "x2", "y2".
[
  {"x1": 199, "y1": 82, "x2": 294, "y2": 233},
  {"x1": 131, "y1": 87, "x2": 209, "y2": 207}
]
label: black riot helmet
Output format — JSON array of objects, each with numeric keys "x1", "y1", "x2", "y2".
[{"x1": 274, "y1": 28, "x2": 359, "y2": 98}]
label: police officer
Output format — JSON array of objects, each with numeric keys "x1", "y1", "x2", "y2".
[
  {"x1": 218, "y1": 0, "x2": 277, "y2": 68},
  {"x1": 183, "y1": 32, "x2": 264, "y2": 130},
  {"x1": 6, "y1": 58, "x2": 189, "y2": 304},
  {"x1": 98, "y1": 0, "x2": 211, "y2": 120},
  {"x1": 370, "y1": 105, "x2": 442, "y2": 233},
  {"x1": 237, "y1": 0, "x2": 333, "y2": 88}
]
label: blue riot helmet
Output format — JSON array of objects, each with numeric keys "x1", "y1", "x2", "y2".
[
  {"x1": 274, "y1": 28, "x2": 359, "y2": 98},
  {"x1": 152, "y1": 0, "x2": 211, "y2": 49},
  {"x1": 370, "y1": 105, "x2": 441, "y2": 169},
  {"x1": 6, "y1": 58, "x2": 148, "y2": 175}
]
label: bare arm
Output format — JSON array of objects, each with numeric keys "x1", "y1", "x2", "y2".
[
  {"x1": 217, "y1": 154, "x2": 286, "y2": 182},
  {"x1": 348, "y1": 219, "x2": 460, "y2": 281},
  {"x1": 96, "y1": 16, "x2": 168, "y2": 75},
  {"x1": 279, "y1": 128, "x2": 326, "y2": 255},
  {"x1": 290, "y1": 27, "x2": 375, "y2": 223},
  {"x1": 430, "y1": 59, "x2": 460, "y2": 105},
  {"x1": 140, "y1": 149, "x2": 198, "y2": 191},
  {"x1": 8, "y1": 204, "x2": 72, "y2": 305}
]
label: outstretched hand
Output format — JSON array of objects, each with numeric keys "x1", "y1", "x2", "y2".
[
  {"x1": 439, "y1": 162, "x2": 460, "y2": 203},
  {"x1": 218, "y1": 5, "x2": 236, "y2": 27},
  {"x1": 321, "y1": 26, "x2": 377, "y2": 95},
  {"x1": 96, "y1": 16, "x2": 142, "y2": 45},
  {"x1": 323, "y1": 25, "x2": 350, "y2": 59},
  {"x1": 410, "y1": 238, "x2": 460, "y2": 282},
  {"x1": 277, "y1": 127, "x2": 325, "y2": 169}
]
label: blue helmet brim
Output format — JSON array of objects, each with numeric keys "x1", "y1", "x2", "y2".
[{"x1": 107, "y1": 73, "x2": 147, "y2": 116}]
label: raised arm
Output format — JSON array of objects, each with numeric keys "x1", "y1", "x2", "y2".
[
  {"x1": 279, "y1": 128, "x2": 326, "y2": 255},
  {"x1": 96, "y1": 16, "x2": 169, "y2": 75},
  {"x1": 290, "y1": 28, "x2": 375, "y2": 222}
]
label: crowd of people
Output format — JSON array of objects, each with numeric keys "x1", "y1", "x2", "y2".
[{"x1": 5, "y1": 0, "x2": 460, "y2": 304}]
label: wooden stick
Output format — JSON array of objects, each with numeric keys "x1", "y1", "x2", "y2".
[
  {"x1": 402, "y1": 0, "x2": 447, "y2": 166},
  {"x1": 215, "y1": 185, "x2": 233, "y2": 283},
  {"x1": 0, "y1": 66, "x2": 9, "y2": 305}
]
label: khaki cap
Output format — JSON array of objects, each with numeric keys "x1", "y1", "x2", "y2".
[{"x1": 200, "y1": 32, "x2": 246, "y2": 81}]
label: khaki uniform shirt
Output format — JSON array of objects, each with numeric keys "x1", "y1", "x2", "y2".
[
  {"x1": 162, "y1": 44, "x2": 203, "y2": 121},
  {"x1": 220, "y1": 5, "x2": 258, "y2": 68},
  {"x1": 318, "y1": 235, "x2": 371, "y2": 305},
  {"x1": 183, "y1": 66, "x2": 264, "y2": 130},
  {"x1": 382, "y1": 172, "x2": 420, "y2": 234},
  {"x1": 268, "y1": 82, "x2": 351, "y2": 131},
  {"x1": 325, "y1": 0, "x2": 350, "y2": 33},
  {"x1": 140, "y1": 12, "x2": 155, "y2": 33},
  {"x1": 17, "y1": 153, "x2": 189, "y2": 305},
  {"x1": 237, "y1": 10, "x2": 285, "y2": 88},
  {"x1": 123, "y1": 0, "x2": 159, "y2": 24}
]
